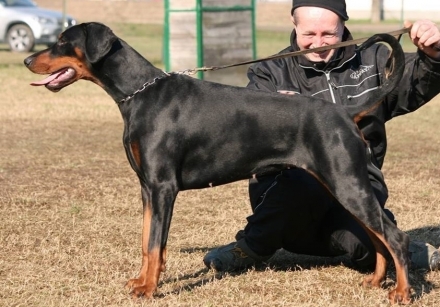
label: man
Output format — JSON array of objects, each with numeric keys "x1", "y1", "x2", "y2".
[{"x1": 203, "y1": 0, "x2": 440, "y2": 272}]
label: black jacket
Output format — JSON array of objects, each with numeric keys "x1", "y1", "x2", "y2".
[{"x1": 246, "y1": 28, "x2": 440, "y2": 203}]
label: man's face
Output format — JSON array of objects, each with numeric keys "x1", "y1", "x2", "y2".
[{"x1": 292, "y1": 7, "x2": 344, "y2": 63}]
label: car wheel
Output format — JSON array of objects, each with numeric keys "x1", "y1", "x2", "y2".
[{"x1": 7, "y1": 24, "x2": 35, "y2": 52}]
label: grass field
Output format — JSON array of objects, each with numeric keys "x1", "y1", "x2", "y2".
[{"x1": 1, "y1": 23, "x2": 439, "y2": 306}]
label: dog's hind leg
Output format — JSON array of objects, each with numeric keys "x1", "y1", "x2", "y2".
[
  {"x1": 126, "y1": 182, "x2": 177, "y2": 298},
  {"x1": 334, "y1": 188, "x2": 412, "y2": 304},
  {"x1": 363, "y1": 218, "x2": 412, "y2": 304},
  {"x1": 352, "y1": 213, "x2": 409, "y2": 295}
]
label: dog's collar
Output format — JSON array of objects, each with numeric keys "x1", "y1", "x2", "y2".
[
  {"x1": 117, "y1": 71, "x2": 171, "y2": 105},
  {"x1": 118, "y1": 69, "x2": 201, "y2": 105}
]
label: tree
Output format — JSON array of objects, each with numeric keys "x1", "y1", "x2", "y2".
[{"x1": 371, "y1": 0, "x2": 384, "y2": 23}]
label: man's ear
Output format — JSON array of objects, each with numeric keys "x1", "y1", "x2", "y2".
[
  {"x1": 84, "y1": 22, "x2": 117, "y2": 63},
  {"x1": 291, "y1": 15, "x2": 296, "y2": 28}
]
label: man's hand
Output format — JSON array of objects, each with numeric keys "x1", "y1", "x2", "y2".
[
  {"x1": 405, "y1": 20, "x2": 440, "y2": 60},
  {"x1": 277, "y1": 90, "x2": 297, "y2": 95}
]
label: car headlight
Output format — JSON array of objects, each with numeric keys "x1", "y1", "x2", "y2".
[
  {"x1": 34, "y1": 16, "x2": 56, "y2": 25},
  {"x1": 65, "y1": 18, "x2": 77, "y2": 28}
]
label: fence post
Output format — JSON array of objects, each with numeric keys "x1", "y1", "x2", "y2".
[{"x1": 164, "y1": 0, "x2": 256, "y2": 83}]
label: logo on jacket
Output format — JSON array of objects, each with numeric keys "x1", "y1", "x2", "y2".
[{"x1": 350, "y1": 65, "x2": 374, "y2": 79}]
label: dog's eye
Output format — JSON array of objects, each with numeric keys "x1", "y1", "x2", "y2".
[{"x1": 58, "y1": 38, "x2": 66, "y2": 46}]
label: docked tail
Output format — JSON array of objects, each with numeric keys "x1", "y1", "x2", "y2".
[{"x1": 347, "y1": 33, "x2": 405, "y2": 123}]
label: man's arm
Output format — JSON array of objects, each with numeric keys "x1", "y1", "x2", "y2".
[
  {"x1": 246, "y1": 61, "x2": 279, "y2": 92},
  {"x1": 384, "y1": 20, "x2": 440, "y2": 119}
]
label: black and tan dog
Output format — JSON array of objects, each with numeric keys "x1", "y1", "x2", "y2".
[{"x1": 24, "y1": 22, "x2": 411, "y2": 303}]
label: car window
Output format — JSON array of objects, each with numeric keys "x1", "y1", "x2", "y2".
[{"x1": 1, "y1": 0, "x2": 36, "y2": 7}]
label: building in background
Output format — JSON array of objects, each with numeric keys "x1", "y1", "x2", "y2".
[{"x1": 261, "y1": 0, "x2": 440, "y2": 21}]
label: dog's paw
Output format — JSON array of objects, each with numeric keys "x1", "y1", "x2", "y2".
[
  {"x1": 126, "y1": 278, "x2": 155, "y2": 298},
  {"x1": 362, "y1": 274, "x2": 382, "y2": 288},
  {"x1": 388, "y1": 287, "x2": 412, "y2": 305}
]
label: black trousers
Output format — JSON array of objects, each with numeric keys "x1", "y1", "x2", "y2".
[{"x1": 243, "y1": 168, "x2": 395, "y2": 269}]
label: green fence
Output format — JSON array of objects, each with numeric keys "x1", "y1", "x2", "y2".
[{"x1": 163, "y1": 0, "x2": 256, "y2": 80}]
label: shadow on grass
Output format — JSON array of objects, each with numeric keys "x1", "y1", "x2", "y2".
[
  {"x1": 156, "y1": 267, "x2": 224, "y2": 298},
  {"x1": 406, "y1": 225, "x2": 440, "y2": 299},
  {"x1": 165, "y1": 227, "x2": 439, "y2": 300}
]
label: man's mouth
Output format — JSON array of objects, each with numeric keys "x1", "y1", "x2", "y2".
[{"x1": 312, "y1": 50, "x2": 329, "y2": 56}]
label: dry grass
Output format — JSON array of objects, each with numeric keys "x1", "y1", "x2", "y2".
[{"x1": 1, "y1": 26, "x2": 440, "y2": 307}]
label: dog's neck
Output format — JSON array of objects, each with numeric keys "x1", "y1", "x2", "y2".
[{"x1": 94, "y1": 39, "x2": 165, "y2": 104}]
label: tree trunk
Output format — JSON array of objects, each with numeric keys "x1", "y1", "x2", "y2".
[{"x1": 371, "y1": 0, "x2": 384, "y2": 23}]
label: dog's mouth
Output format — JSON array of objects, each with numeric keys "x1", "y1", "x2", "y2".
[{"x1": 30, "y1": 68, "x2": 77, "y2": 92}]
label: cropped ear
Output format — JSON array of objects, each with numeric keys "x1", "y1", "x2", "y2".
[{"x1": 84, "y1": 22, "x2": 117, "y2": 63}]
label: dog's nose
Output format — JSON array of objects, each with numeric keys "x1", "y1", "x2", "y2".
[{"x1": 24, "y1": 56, "x2": 33, "y2": 67}]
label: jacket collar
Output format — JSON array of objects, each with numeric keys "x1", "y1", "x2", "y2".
[{"x1": 289, "y1": 27, "x2": 356, "y2": 71}]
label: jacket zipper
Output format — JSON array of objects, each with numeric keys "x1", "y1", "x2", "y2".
[
  {"x1": 299, "y1": 53, "x2": 357, "y2": 104},
  {"x1": 325, "y1": 71, "x2": 336, "y2": 103}
]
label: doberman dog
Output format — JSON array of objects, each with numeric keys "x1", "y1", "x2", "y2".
[{"x1": 24, "y1": 22, "x2": 411, "y2": 304}]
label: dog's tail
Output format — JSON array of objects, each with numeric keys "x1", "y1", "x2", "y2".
[{"x1": 346, "y1": 33, "x2": 405, "y2": 124}]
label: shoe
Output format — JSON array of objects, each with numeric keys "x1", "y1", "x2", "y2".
[
  {"x1": 429, "y1": 248, "x2": 440, "y2": 271},
  {"x1": 203, "y1": 238, "x2": 272, "y2": 272},
  {"x1": 235, "y1": 229, "x2": 246, "y2": 241},
  {"x1": 409, "y1": 241, "x2": 440, "y2": 271}
]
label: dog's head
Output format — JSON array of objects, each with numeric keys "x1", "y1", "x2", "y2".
[{"x1": 24, "y1": 22, "x2": 117, "y2": 92}]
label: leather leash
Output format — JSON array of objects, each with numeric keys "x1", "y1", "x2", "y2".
[
  {"x1": 181, "y1": 27, "x2": 411, "y2": 75},
  {"x1": 118, "y1": 27, "x2": 411, "y2": 105}
]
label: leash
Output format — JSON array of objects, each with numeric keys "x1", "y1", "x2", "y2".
[
  {"x1": 181, "y1": 27, "x2": 411, "y2": 75},
  {"x1": 118, "y1": 27, "x2": 410, "y2": 105}
]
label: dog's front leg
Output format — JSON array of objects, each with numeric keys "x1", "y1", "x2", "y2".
[{"x1": 126, "y1": 183, "x2": 176, "y2": 298}]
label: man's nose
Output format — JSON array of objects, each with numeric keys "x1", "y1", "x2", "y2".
[{"x1": 312, "y1": 36, "x2": 324, "y2": 47}]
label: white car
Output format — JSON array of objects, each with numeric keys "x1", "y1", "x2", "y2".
[{"x1": 0, "y1": 0, "x2": 76, "y2": 52}]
